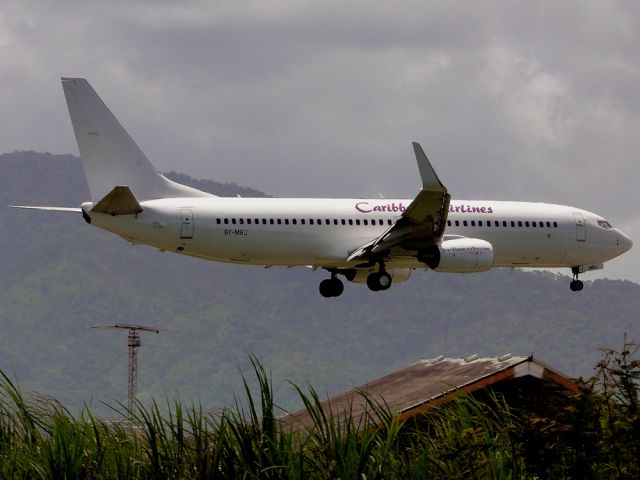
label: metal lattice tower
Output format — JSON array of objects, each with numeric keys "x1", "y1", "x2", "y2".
[{"x1": 92, "y1": 323, "x2": 160, "y2": 412}]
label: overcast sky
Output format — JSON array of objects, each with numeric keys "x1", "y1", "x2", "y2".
[{"x1": 1, "y1": 1, "x2": 638, "y2": 282}]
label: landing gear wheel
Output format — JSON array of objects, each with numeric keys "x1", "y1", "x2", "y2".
[
  {"x1": 319, "y1": 277, "x2": 344, "y2": 298},
  {"x1": 569, "y1": 267, "x2": 584, "y2": 292},
  {"x1": 319, "y1": 279, "x2": 334, "y2": 297},
  {"x1": 378, "y1": 271, "x2": 392, "y2": 290},
  {"x1": 366, "y1": 273, "x2": 381, "y2": 291},
  {"x1": 366, "y1": 271, "x2": 392, "y2": 291},
  {"x1": 569, "y1": 280, "x2": 583, "y2": 292},
  {"x1": 332, "y1": 277, "x2": 344, "y2": 296}
]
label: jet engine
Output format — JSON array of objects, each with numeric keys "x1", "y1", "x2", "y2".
[
  {"x1": 344, "y1": 268, "x2": 412, "y2": 284},
  {"x1": 418, "y1": 238, "x2": 494, "y2": 273}
]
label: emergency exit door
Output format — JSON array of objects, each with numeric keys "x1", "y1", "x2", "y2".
[
  {"x1": 180, "y1": 209, "x2": 194, "y2": 239},
  {"x1": 573, "y1": 212, "x2": 586, "y2": 242}
]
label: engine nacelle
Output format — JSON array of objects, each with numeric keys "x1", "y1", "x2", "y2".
[
  {"x1": 344, "y1": 268, "x2": 412, "y2": 284},
  {"x1": 424, "y1": 238, "x2": 494, "y2": 273}
]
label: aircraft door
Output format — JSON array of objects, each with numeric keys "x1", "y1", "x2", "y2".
[
  {"x1": 180, "y1": 209, "x2": 194, "y2": 239},
  {"x1": 573, "y1": 213, "x2": 586, "y2": 242}
]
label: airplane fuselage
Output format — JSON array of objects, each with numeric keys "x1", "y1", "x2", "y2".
[
  {"x1": 15, "y1": 78, "x2": 631, "y2": 296},
  {"x1": 85, "y1": 197, "x2": 631, "y2": 270}
]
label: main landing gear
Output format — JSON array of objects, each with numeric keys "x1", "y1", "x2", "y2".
[
  {"x1": 570, "y1": 266, "x2": 584, "y2": 292},
  {"x1": 366, "y1": 270, "x2": 392, "y2": 291},
  {"x1": 319, "y1": 274, "x2": 344, "y2": 298},
  {"x1": 366, "y1": 262, "x2": 392, "y2": 292},
  {"x1": 318, "y1": 263, "x2": 393, "y2": 297}
]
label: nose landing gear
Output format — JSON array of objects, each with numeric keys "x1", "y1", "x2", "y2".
[{"x1": 570, "y1": 266, "x2": 584, "y2": 292}]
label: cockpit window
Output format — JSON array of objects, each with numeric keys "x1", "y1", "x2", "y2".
[{"x1": 598, "y1": 220, "x2": 612, "y2": 229}]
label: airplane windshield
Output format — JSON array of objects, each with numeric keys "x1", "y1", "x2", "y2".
[{"x1": 598, "y1": 220, "x2": 612, "y2": 229}]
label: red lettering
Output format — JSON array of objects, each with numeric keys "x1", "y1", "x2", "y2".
[{"x1": 355, "y1": 202, "x2": 371, "y2": 213}]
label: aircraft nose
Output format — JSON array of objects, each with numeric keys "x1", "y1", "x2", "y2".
[{"x1": 617, "y1": 230, "x2": 633, "y2": 253}]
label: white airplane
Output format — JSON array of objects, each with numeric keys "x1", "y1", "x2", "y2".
[{"x1": 12, "y1": 78, "x2": 633, "y2": 297}]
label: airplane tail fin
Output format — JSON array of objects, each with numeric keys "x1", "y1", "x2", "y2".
[{"x1": 61, "y1": 78, "x2": 214, "y2": 202}]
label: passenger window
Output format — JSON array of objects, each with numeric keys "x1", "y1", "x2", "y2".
[
  {"x1": 503, "y1": 221, "x2": 507, "y2": 227},
  {"x1": 232, "y1": 218, "x2": 236, "y2": 225},
  {"x1": 247, "y1": 219, "x2": 252, "y2": 224},
  {"x1": 546, "y1": 221, "x2": 550, "y2": 227},
  {"x1": 239, "y1": 218, "x2": 244, "y2": 224},
  {"x1": 270, "y1": 219, "x2": 274, "y2": 225},
  {"x1": 333, "y1": 219, "x2": 338, "y2": 225},
  {"x1": 471, "y1": 220, "x2": 476, "y2": 226},
  {"x1": 511, "y1": 221, "x2": 515, "y2": 227},
  {"x1": 479, "y1": 221, "x2": 483, "y2": 227},
  {"x1": 494, "y1": 221, "x2": 500, "y2": 227},
  {"x1": 277, "y1": 219, "x2": 282, "y2": 225},
  {"x1": 341, "y1": 219, "x2": 346, "y2": 225},
  {"x1": 455, "y1": 220, "x2": 460, "y2": 227},
  {"x1": 363, "y1": 219, "x2": 368, "y2": 226},
  {"x1": 310, "y1": 219, "x2": 314, "y2": 225},
  {"x1": 356, "y1": 219, "x2": 361, "y2": 225},
  {"x1": 447, "y1": 220, "x2": 452, "y2": 226},
  {"x1": 525, "y1": 221, "x2": 530, "y2": 227},
  {"x1": 518, "y1": 221, "x2": 522, "y2": 227},
  {"x1": 224, "y1": 218, "x2": 229, "y2": 224},
  {"x1": 292, "y1": 219, "x2": 297, "y2": 225},
  {"x1": 532, "y1": 221, "x2": 536, "y2": 227},
  {"x1": 255, "y1": 218, "x2": 259, "y2": 224},
  {"x1": 216, "y1": 218, "x2": 221, "y2": 225},
  {"x1": 317, "y1": 219, "x2": 322, "y2": 225},
  {"x1": 553, "y1": 221, "x2": 558, "y2": 228},
  {"x1": 284, "y1": 219, "x2": 289, "y2": 225},
  {"x1": 388, "y1": 219, "x2": 393, "y2": 225},
  {"x1": 301, "y1": 219, "x2": 305, "y2": 225},
  {"x1": 463, "y1": 220, "x2": 468, "y2": 226}
]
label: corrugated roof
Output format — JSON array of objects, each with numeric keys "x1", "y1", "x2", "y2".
[{"x1": 281, "y1": 355, "x2": 576, "y2": 431}]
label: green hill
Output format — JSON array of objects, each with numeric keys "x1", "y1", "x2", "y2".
[{"x1": 0, "y1": 151, "x2": 637, "y2": 413}]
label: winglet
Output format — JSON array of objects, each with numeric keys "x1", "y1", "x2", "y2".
[
  {"x1": 91, "y1": 185, "x2": 143, "y2": 215},
  {"x1": 412, "y1": 142, "x2": 446, "y2": 192}
]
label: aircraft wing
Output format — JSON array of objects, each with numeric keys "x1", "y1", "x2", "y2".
[{"x1": 347, "y1": 142, "x2": 450, "y2": 262}]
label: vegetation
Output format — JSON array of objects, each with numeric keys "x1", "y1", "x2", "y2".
[{"x1": 0, "y1": 344, "x2": 637, "y2": 479}]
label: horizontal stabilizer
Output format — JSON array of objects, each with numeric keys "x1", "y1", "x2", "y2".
[
  {"x1": 91, "y1": 185, "x2": 143, "y2": 215},
  {"x1": 8, "y1": 205, "x2": 82, "y2": 213}
]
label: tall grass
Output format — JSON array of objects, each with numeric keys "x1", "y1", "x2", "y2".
[{"x1": 0, "y1": 345, "x2": 637, "y2": 478}]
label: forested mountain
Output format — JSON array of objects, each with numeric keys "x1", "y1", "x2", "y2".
[{"x1": 0, "y1": 151, "x2": 637, "y2": 413}]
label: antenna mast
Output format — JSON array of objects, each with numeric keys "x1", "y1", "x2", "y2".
[{"x1": 92, "y1": 323, "x2": 160, "y2": 412}]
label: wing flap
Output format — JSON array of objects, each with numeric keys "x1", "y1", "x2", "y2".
[{"x1": 91, "y1": 185, "x2": 143, "y2": 215}]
